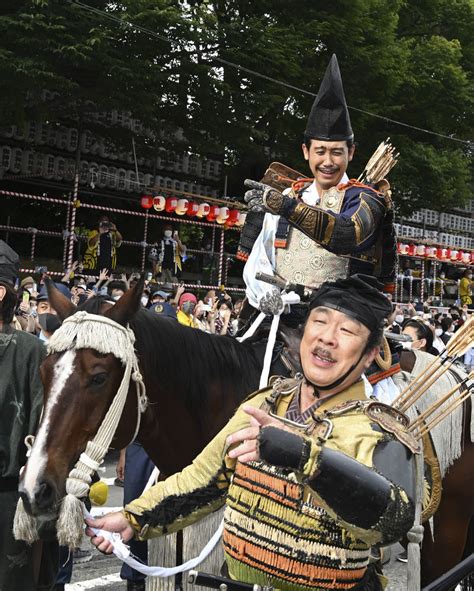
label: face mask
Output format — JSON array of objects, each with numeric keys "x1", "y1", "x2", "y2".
[
  {"x1": 440, "y1": 273, "x2": 445, "y2": 279},
  {"x1": 395, "y1": 315, "x2": 404, "y2": 324},
  {"x1": 435, "y1": 328, "x2": 443, "y2": 336},
  {"x1": 182, "y1": 302, "x2": 195, "y2": 314},
  {"x1": 468, "y1": 274, "x2": 473, "y2": 280},
  {"x1": 164, "y1": 230, "x2": 173, "y2": 238},
  {"x1": 411, "y1": 339, "x2": 423, "y2": 351},
  {"x1": 141, "y1": 296, "x2": 149, "y2": 307},
  {"x1": 38, "y1": 313, "x2": 61, "y2": 334}
]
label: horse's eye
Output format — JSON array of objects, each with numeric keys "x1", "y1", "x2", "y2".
[{"x1": 89, "y1": 373, "x2": 107, "y2": 387}]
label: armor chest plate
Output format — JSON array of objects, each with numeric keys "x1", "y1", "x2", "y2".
[{"x1": 275, "y1": 186, "x2": 349, "y2": 288}]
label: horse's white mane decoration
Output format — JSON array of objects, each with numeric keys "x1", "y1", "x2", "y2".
[{"x1": 14, "y1": 311, "x2": 148, "y2": 548}]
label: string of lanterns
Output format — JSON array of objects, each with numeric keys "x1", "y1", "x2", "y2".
[
  {"x1": 140, "y1": 194, "x2": 246, "y2": 228},
  {"x1": 397, "y1": 242, "x2": 473, "y2": 265}
]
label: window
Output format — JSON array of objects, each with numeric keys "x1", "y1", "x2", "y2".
[
  {"x1": 22, "y1": 151, "x2": 34, "y2": 175},
  {"x1": 189, "y1": 155, "x2": 200, "y2": 175},
  {"x1": 34, "y1": 153, "x2": 44, "y2": 175},
  {"x1": 117, "y1": 169, "x2": 126, "y2": 191},
  {"x1": 45, "y1": 154, "x2": 55, "y2": 177},
  {"x1": 68, "y1": 129, "x2": 78, "y2": 152},
  {"x1": 1, "y1": 146, "x2": 11, "y2": 170},
  {"x1": 107, "y1": 167, "x2": 117, "y2": 188},
  {"x1": 47, "y1": 128, "x2": 57, "y2": 147},
  {"x1": 57, "y1": 128, "x2": 68, "y2": 150},
  {"x1": 98, "y1": 165, "x2": 108, "y2": 187},
  {"x1": 55, "y1": 157, "x2": 66, "y2": 180},
  {"x1": 26, "y1": 122, "x2": 37, "y2": 143}
]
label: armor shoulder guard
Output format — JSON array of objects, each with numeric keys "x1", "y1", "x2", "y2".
[
  {"x1": 258, "y1": 376, "x2": 301, "y2": 412},
  {"x1": 364, "y1": 401, "x2": 421, "y2": 454},
  {"x1": 269, "y1": 375, "x2": 301, "y2": 393},
  {"x1": 241, "y1": 376, "x2": 300, "y2": 409}
]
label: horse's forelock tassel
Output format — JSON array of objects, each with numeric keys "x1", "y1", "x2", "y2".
[
  {"x1": 13, "y1": 497, "x2": 39, "y2": 544},
  {"x1": 56, "y1": 493, "x2": 86, "y2": 548}
]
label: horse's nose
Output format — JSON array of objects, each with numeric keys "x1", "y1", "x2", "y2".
[
  {"x1": 34, "y1": 479, "x2": 57, "y2": 512},
  {"x1": 21, "y1": 478, "x2": 58, "y2": 515}
]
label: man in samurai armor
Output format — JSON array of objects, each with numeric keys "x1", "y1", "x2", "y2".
[
  {"x1": 86, "y1": 274, "x2": 418, "y2": 591},
  {"x1": 238, "y1": 54, "x2": 397, "y2": 302}
]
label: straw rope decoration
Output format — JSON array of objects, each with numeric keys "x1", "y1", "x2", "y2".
[{"x1": 392, "y1": 316, "x2": 474, "y2": 441}]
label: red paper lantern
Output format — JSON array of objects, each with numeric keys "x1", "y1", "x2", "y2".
[
  {"x1": 196, "y1": 202, "x2": 210, "y2": 218},
  {"x1": 398, "y1": 243, "x2": 409, "y2": 255},
  {"x1": 175, "y1": 198, "x2": 189, "y2": 215},
  {"x1": 186, "y1": 201, "x2": 200, "y2": 216},
  {"x1": 446, "y1": 248, "x2": 451, "y2": 260},
  {"x1": 408, "y1": 244, "x2": 416, "y2": 256},
  {"x1": 436, "y1": 247, "x2": 446, "y2": 260},
  {"x1": 206, "y1": 205, "x2": 220, "y2": 222},
  {"x1": 141, "y1": 195, "x2": 153, "y2": 209},
  {"x1": 228, "y1": 209, "x2": 240, "y2": 224},
  {"x1": 457, "y1": 250, "x2": 464, "y2": 261},
  {"x1": 153, "y1": 196, "x2": 166, "y2": 211},
  {"x1": 165, "y1": 197, "x2": 178, "y2": 212},
  {"x1": 216, "y1": 207, "x2": 230, "y2": 224}
]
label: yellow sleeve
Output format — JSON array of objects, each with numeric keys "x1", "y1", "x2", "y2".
[
  {"x1": 87, "y1": 229, "x2": 99, "y2": 248},
  {"x1": 124, "y1": 390, "x2": 270, "y2": 540}
]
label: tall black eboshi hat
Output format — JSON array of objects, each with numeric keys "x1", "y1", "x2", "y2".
[{"x1": 305, "y1": 54, "x2": 353, "y2": 142}]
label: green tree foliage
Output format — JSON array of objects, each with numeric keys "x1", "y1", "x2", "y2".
[{"x1": 0, "y1": 0, "x2": 472, "y2": 216}]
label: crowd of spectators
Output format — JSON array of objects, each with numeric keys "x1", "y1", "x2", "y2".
[
  {"x1": 14, "y1": 261, "x2": 245, "y2": 341},
  {"x1": 387, "y1": 299, "x2": 473, "y2": 370}
]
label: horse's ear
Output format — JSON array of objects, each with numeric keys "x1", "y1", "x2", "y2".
[
  {"x1": 105, "y1": 275, "x2": 145, "y2": 326},
  {"x1": 45, "y1": 276, "x2": 76, "y2": 321}
]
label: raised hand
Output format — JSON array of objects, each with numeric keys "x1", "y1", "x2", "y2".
[
  {"x1": 243, "y1": 179, "x2": 271, "y2": 212},
  {"x1": 99, "y1": 268, "x2": 110, "y2": 282},
  {"x1": 226, "y1": 405, "x2": 292, "y2": 463}
]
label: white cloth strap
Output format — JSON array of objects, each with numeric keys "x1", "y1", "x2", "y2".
[{"x1": 85, "y1": 507, "x2": 224, "y2": 577}]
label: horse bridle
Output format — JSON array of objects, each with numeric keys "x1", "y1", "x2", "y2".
[{"x1": 27, "y1": 311, "x2": 147, "y2": 548}]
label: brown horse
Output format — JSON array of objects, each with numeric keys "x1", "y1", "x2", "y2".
[
  {"x1": 18, "y1": 279, "x2": 472, "y2": 586},
  {"x1": 18, "y1": 278, "x2": 292, "y2": 519}
]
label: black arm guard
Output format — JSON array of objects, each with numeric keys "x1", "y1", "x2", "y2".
[
  {"x1": 264, "y1": 189, "x2": 385, "y2": 254},
  {"x1": 258, "y1": 426, "x2": 311, "y2": 472},
  {"x1": 309, "y1": 439, "x2": 415, "y2": 545}
]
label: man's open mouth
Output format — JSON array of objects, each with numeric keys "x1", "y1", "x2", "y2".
[{"x1": 312, "y1": 348, "x2": 336, "y2": 365}]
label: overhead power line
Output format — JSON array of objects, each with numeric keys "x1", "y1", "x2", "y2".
[{"x1": 69, "y1": 0, "x2": 472, "y2": 146}]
